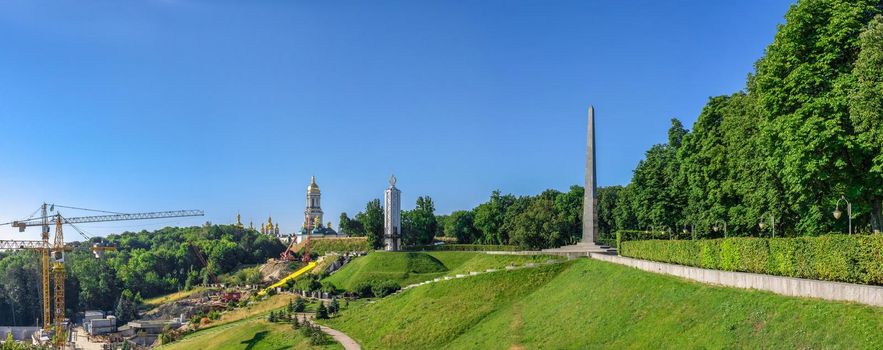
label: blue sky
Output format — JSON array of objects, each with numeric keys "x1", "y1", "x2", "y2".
[{"x1": 0, "y1": 0, "x2": 793, "y2": 240}]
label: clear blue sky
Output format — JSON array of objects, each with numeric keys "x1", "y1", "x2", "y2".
[{"x1": 0, "y1": 0, "x2": 793, "y2": 240}]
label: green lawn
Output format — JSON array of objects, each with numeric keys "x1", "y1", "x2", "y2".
[
  {"x1": 158, "y1": 318, "x2": 341, "y2": 350},
  {"x1": 322, "y1": 251, "x2": 559, "y2": 291},
  {"x1": 322, "y1": 258, "x2": 883, "y2": 349}
]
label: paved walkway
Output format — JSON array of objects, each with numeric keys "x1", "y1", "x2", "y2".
[
  {"x1": 298, "y1": 312, "x2": 361, "y2": 350},
  {"x1": 397, "y1": 258, "x2": 563, "y2": 293},
  {"x1": 318, "y1": 325, "x2": 361, "y2": 350}
]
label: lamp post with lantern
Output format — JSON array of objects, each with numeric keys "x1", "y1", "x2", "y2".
[{"x1": 833, "y1": 195, "x2": 852, "y2": 235}]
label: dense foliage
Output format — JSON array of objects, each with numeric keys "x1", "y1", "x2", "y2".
[
  {"x1": 610, "y1": 1, "x2": 883, "y2": 236},
  {"x1": 621, "y1": 234, "x2": 883, "y2": 285},
  {"x1": 415, "y1": 186, "x2": 618, "y2": 249},
  {"x1": 0, "y1": 224, "x2": 284, "y2": 326},
  {"x1": 340, "y1": 196, "x2": 439, "y2": 249}
]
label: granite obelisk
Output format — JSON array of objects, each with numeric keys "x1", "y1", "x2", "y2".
[{"x1": 583, "y1": 105, "x2": 598, "y2": 243}]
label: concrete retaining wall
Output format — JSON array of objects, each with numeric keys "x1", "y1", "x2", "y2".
[
  {"x1": 589, "y1": 253, "x2": 883, "y2": 307},
  {"x1": 0, "y1": 326, "x2": 39, "y2": 341}
]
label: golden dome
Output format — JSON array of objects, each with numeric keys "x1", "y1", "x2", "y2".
[{"x1": 308, "y1": 175, "x2": 320, "y2": 193}]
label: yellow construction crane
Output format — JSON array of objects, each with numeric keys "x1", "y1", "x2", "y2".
[{"x1": 0, "y1": 203, "x2": 204, "y2": 348}]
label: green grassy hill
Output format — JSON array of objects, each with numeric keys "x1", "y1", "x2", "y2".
[
  {"x1": 322, "y1": 258, "x2": 883, "y2": 349},
  {"x1": 158, "y1": 317, "x2": 341, "y2": 350},
  {"x1": 322, "y1": 251, "x2": 558, "y2": 291}
]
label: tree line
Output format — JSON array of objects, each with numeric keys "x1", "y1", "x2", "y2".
[
  {"x1": 336, "y1": 187, "x2": 596, "y2": 250},
  {"x1": 0, "y1": 224, "x2": 285, "y2": 326},
  {"x1": 611, "y1": 1, "x2": 883, "y2": 237},
  {"x1": 338, "y1": 196, "x2": 439, "y2": 249}
]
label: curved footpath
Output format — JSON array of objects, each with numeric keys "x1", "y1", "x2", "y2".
[
  {"x1": 319, "y1": 325, "x2": 361, "y2": 350},
  {"x1": 300, "y1": 312, "x2": 361, "y2": 350}
]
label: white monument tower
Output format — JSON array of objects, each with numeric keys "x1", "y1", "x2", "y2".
[{"x1": 384, "y1": 175, "x2": 402, "y2": 251}]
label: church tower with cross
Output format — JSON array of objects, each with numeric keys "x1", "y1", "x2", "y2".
[{"x1": 304, "y1": 176, "x2": 324, "y2": 232}]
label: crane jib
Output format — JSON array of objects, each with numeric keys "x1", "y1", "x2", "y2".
[{"x1": 10, "y1": 209, "x2": 205, "y2": 229}]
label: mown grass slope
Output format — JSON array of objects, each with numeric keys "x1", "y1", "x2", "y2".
[
  {"x1": 158, "y1": 317, "x2": 340, "y2": 350},
  {"x1": 323, "y1": 262, "x2": 569, "y2": 349},
  {"x1": 322, "y1": 251, "x2": 558, "y2": 291},
  {"x1": 323, "y1": 258, "x2": 883, "y2": 349}
]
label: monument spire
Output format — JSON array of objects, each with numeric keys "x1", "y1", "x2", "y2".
[
  {"x1": 384, "y1": 174, "x2": 402, "y2": 251},
  {"x1": 583, "y1": 105, "x2": 598, "y2": 243}
]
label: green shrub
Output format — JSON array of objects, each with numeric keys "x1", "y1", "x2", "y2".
[
  {"x1": 616, "y1": 230, "x2": 672, "y2": 252},
  {"x1": 697, "y1": 239, "x2": 720, "y2": 269},
  {"x1": 371, "y1": 280, "x2": 401, "y2": 297},
  {"x1": 858, "y1": 234, "x2": 883, "y2": 284},
  {"x1": 353, "y1": 282, "x2": 374, "y2": 297},
  {"x1": 620, "y1": 234, "x2": 883, "y2": 285}
]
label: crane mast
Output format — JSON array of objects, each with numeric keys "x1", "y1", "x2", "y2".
[
  {"x1": 41, "y1": 204, "x2": 51, "y2": 333},
  {"x1": 1, "y1": 204, "x2": 204, "y2": 348},
  {"x1": 52, "y1": 215, "x2": 64, "y2": 346}
]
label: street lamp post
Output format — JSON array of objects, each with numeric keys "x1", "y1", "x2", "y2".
[
  {"x1": 759, "y1": 213, "x2": 775, "y2": 238},
  {"x1": 682, "y1": 224, "x2": 695, "y2": 240},
  {"x1": 712, "y1": 219, "x2": 727, "y2": 238},
  {"x1": 833, "y1": 195, "x2": 853, "y2": 235}
]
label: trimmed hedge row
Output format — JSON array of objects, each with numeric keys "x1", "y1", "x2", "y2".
[
  {"x1": 408, "y1": 244, "x2": 520, "y2": 252},
  {"x1": 616, "y1": 230, "x2": 677, "y2": 251},
  {"x1": 620, "y1": 234, "x2": 883, "y2": 285}
]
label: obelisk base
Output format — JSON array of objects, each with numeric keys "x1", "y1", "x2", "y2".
[{"x1": 542, "y1": 242, "x2": 616, "y2": 258}]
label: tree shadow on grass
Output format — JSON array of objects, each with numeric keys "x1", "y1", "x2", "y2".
[{"x1": 240, "y1": 330, "x2": 268, "y2": 350}]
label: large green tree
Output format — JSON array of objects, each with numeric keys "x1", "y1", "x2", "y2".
[
  {"x1": 473, "y1": 190, "x2": 516, "y2": 244},
  {"x1": 506, "y1": 191, "x2": 571, "y2": 248},
  {"x1": 752, "y1": 0, "x2": 883, "y2": 235},
  {"x1": 850, "y1": 14, "x2": 883, "y2": 232},
  {"x1": 338, "y1": 212, "x2": 365, "y2": 237},
  {"x1": 445, "y1": 210, "x2": 479, "y2": 243},
  {"x1": 596, "y1": 186, "x2": 622, "y2": 238},
  {"x1": 356, "y1": 199, "x2": 384, "y2": 249},
  {"x1": 628, "y1": 119, "x2": 688, "y2": 232},
  {"x1": 402, "y1": 197, "x2": 438, "y2": 246}
]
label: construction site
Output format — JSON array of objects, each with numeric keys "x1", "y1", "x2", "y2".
[{"x1": 0, "y1": 176, "x2": 368, "y2": 349}]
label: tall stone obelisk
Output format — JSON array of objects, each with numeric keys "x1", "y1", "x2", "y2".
[{"x1": 582, "y1": 105, "x2": 598, "y2": 243}]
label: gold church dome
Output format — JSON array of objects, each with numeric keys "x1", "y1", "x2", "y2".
[{"x1": 308, "y1": 175, "x2": 320, "y2": 193}]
